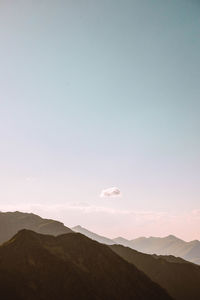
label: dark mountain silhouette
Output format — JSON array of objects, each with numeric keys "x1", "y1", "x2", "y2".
[
  {"x1": 73, "y1": 225, "x2": 200, "y2": 265},
  {"x1": 0, "y1": 211, "x2": 72, "y2": 244},
  {"x1": 0, "y1": 229, "x2": 172, "y2": 300},
  {"x1": 110, "y1": 244, "x2": 200, "y2": 300},
  {"x1": 72, "y1": 225, "x2": 115, "y2": 245}
]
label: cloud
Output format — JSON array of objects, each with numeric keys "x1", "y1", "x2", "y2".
[{"x1": 100, "y1": 187, "x2": 121, "y2": 198}]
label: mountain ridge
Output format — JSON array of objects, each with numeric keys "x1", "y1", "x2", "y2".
[
  {"x1": 72, "y1": 224, "x2": 115, "y2": 245},
  {"x1": 73, "y1": 225, "x2": 200, "y2": 264},
  {"x1": 0, "y1": 211, "x2": 72, "y2": 244},
  {"x1": 0, "y1": 229, "x2": 173, "y2": 300},
  {"x1": 0, "y1": 211, "x2": 199, "y2": 300},
  {"x1": 110, "y1": 244, "x2": 200, "y2": 300}
]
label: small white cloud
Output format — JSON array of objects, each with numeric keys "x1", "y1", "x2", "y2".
[{"x1": 100, "y1": 187, "x2": 121, "y2": 198}]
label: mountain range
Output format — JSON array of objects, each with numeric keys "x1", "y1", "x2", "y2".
[
  {"x1": 73, "y1": 225, "x2": 200, "y2": 265},
  {"x1": 110, "y1": 244, "x2": 200, "y2": 300},
  {"x1": 0, "y1": 211, "x2": 72, "y2": 244},
  {"x1": 0, "y1": 229, "x2": 172, "y2": 300},
  {"x1": 1, "y1": 211, "x2": 200, "y2": 300}
]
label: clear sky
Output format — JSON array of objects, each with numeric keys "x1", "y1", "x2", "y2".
[{"x1": 0, "y1": 0, "x2": 200, "y2": 240}]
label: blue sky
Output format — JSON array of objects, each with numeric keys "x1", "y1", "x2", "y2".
[{"x1": 0, "y1": 0, "x2": 200, "y2": 239}]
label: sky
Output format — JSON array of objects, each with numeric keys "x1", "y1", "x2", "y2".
[{"x1": 0, "y1": 0, "x2": 200, "y2": 241}]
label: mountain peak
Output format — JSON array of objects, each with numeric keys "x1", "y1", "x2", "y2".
[
  {"x1": 9, "y1": 229, "x2": 42, "y2": 243},
  {"x1": 114, "y1": 236, "x2": 128, "y2": 240},
  {"x1": 72, "y1": 225, "x2": 115, "y2": 245},
  {"x1": 165, "y1": 234, "x2": 179, "y2": 240},
  {"x1": 72, "y1": 225, "x2": 83, "y2": 230},
  {"x1": 0, "y1": 228, "x2": 172, "y2": 300}
]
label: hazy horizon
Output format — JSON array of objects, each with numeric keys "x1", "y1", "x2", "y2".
[{"x1": 0, "y1": 0, "x2": 200, "y2": 241}]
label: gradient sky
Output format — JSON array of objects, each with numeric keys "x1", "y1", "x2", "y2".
[{"x1": 0, "y1": 0, "x2": 200, "y2": 240}]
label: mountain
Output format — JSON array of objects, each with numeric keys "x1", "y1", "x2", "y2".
[
  {"x1": 110, "y1": 244, "x2": 200, "y2": 300},
  {"x1": 129, "y1": 235, "x2": 200, "y2": 265},
  {"x1": 113, "y1": 236, "x2": 133, "y2": 247},
  {"x1": 0, "y1": 230, "x2": 172, "y2": 300},
  {"x1": 72, "y1": 225, "x2": 115, "y2": 245},
  {"x1": 0, "y1": 211, "x2": 72, "y2": 244},
  {"x1": 73, "y1": 225, "x2": 200, "y2": 265}
]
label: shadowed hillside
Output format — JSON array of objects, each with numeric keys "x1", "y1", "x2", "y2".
[
  {"x1": 0, "y1": 211, "x2": 72, "y2": 244},
  {"x1": 111, "y1": 244, "x2": 200, "y2": 300},
  {"x1": 0, "y1": 230, "x2": 172, "y2": 300}
]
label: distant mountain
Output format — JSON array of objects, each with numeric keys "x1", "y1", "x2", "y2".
[
  {"x1": 73, "y1": 225, "x2": 200, "y2": 265},
  {"x1": 113, "y1": 236, "x2": 133, "y2": 247},
  {"x1": 0, "y1": 211, "x2": 72, "y2": 244},
  {"x1": 72, "y1": 225, "x2": 115, "y2": 245},
  {"x1": 129, "y1": 235, "x2": 200, "y2": 265},
  {"x1": 110, "y1": 244, "x2": 200, "y2": 300},
  {"x1": 0, "y1": 229, "x2": 172, "y2": 300}
]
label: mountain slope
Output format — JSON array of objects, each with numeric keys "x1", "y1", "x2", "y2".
[
  {"x1": 72, "y1": 225, "x2": 114, "y2": 245},
  {"x1": 0, "y1": 211, "x2": 72, "y2": 244},
  {"x1": 129, "y1": 235, "x2": 200, "y2": 264},
  {"x1": 113, "y1": 236, "x2": 133, "y2": 247},
  {"x1": 73, "y1": 225, "x2": 200, "y2": 265},
  {"x1": 110, "y1": 244, "x2": 200, "y2": 300},
  {"x1": 0, "y1": 229, "x2": 173, "y2": 300}
]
